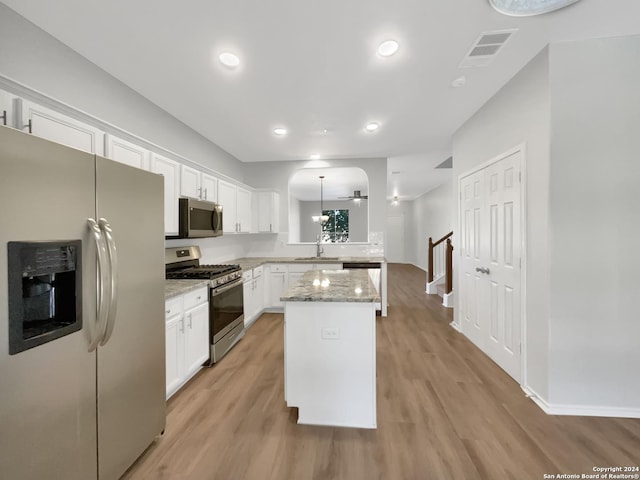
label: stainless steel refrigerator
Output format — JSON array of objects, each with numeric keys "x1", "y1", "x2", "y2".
[{"x1": 0, "y1": 126, "x2": 166, "y2": 479}]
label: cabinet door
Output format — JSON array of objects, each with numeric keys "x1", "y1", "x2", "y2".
[
  {"x1": 104, "y1": 134, "x2": 149, "y2": 170},
  {"x1": 18, "y1": 99, "x2": 104, "y2": 155},
  {"x1": 165, "y1": 315, "x2": 184, "y2": 399},
  {"x1": 151, "y1": 153, "x2": 180, "y2": 236},
  {"x1": 236, "y1": 187, "x2": 252, "y2": 233},
  {"x1": 257, "y1": 191, "x2": 279, "y2": 233},
  {"x1": 180, "y1": 165, "x2": 201, "y2": 199},
  {"x1": 0, "y1": 90, "x2": 14, "y2": 128},
  {"x1": 218, "y1": 180, "x2": 237, "y2": 233},
  {"x1": 201, "y1": 173, "x2": 218, "y2": 203},
  {"x1": 254, "y1": 275, "x2": 264, "y2": 318},
  {"x1": 184, "y1": 303, "x2": 210, "y2": 377},
  {"x1": 269, "y1": 272, "x2": 287, "y2": 308},
  {"x1": 243, "y1": 280, "x2": 254, "y2": 326}
]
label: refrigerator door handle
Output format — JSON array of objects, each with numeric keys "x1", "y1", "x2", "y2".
[
  {"x1": 87, "y1": 218, "x2": 111, "y2": 351},
  {"x1": 99, "y1": 218, "x2": 118, "y2": 346}
]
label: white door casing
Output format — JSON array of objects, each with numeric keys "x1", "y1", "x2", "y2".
[{"x1": 459, "y1": 148, "x2": 523, "y2": 382}]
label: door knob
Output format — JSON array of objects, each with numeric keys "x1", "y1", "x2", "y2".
[{"x1": 475, "y1": 267, "x2": 490, "y2": 274}]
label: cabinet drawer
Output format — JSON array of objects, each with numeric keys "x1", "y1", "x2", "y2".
[
  {"x1": 183, "y1": 287, "x2": 208, "y2": 310},
  {"x1": 253, "y1": 265, "x2": 264, "y2": 277},
  {"x1": 242, "y1": 270, "x2": 253, "y2": 282},
  {"x1": 165, "y1": 296, "x2": 183, "y2": 319},
  {"x1": 269, "y1": 264, "x2": 287, "y2": 273}
]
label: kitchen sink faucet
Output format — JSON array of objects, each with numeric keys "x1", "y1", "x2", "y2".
[{"x1": 316, "y1": 234, "x2": 324, "y2": 258}]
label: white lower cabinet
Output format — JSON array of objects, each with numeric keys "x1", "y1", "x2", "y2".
[
  {"x1": 165, "y1": 286, "x2": 209, "y2": 399},
  {"x1": 243, "y1": 267, "x2": 264, "y2": 328},
  {"x1": 268, "y1": 264, "x2": 288, "y2": 309}
]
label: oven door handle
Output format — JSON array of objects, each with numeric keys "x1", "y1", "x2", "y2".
[{"x1": 211, "y1": 278, "x2": 243, "y2": 296}]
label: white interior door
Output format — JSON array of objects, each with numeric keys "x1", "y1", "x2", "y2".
[
  {"x1": 459, "y1": 149, "x2": 522, "y2": 382},
  {"x1": 386, "y1": 215, "x2": 405, "y2": 263}
]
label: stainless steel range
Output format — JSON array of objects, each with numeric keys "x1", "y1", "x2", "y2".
[{"x1": 165, "y1": 246, "x2": 244, "y2": 364}]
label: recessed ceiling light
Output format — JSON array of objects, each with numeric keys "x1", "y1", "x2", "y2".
[
  {"x1": 377, "y1": 40, "x2": 399, "y2": 57},
  {"x1": 273, "y1": 127, "x2": 287, "y2": 136},
  {"x1": 310, "y1": 154, "x2": 321, "y2": 160},
  {"x1": 219, "y1": 52, "x2": 240, "y2": 68},
  {"x1": 365, "y1": 122, "x2": 380, "y2": 132}
]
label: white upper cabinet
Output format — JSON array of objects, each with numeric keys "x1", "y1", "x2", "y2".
[
  {"x1": 256, "y1": 191, "x2": 279, "y2": 233},
  {"x1": 201, "y1": 173, "x2": 218, "y2": 203},
  {"x1": 180, "y1": 165, "x2": 218, "y2": 202},
  {"x1": 236, "y1": 187, "x2": 252, "y2": 233},
  {"x1": 0, "y1": 90, "x2": 14, "y2": 128},
  {"x1": 218, "y1": 179, "x2": 238, "y2": 233},
  {"x1": 151, "y1": 153, "x2": 180, "y2": 236},
  {"x1": 180, "y1": 164, "x2": 201, "y2": 199},
  {"x1": 218, "y1": 180, "x2": 252, "y2": 233},
  {"x1": 104, "y1": 134, "x2": 149, "y2": 170},
  {"x1": 17, "y1": 99, "x2": 104, "y2": 155}
]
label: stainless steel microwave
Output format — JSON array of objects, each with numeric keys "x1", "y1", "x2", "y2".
[{"x1": 172, "y1": 198, "x2": 223, "y2": 239}]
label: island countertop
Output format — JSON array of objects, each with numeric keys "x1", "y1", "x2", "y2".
[{"x1": 281, "y1": 269, "x2": 380, "y2": 303}]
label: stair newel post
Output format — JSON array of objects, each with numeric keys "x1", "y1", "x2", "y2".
[
  {"x1": 445, "y1": 238, "x2": 453, "y2": 294},
  {"x1": 428, "y1": 237, "x2": 434, "y2": 283}
]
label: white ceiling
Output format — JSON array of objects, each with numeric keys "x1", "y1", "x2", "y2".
[
  {"x1": 289, "y1": 167, "x2": 368, "y2": 201},
  {"x1": 3, "y1": 0, "x2": 640, "y2": 199}
]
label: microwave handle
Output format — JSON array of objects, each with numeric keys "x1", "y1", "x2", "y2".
[{"x1": 212, "y1": 207, "x2": 222, "y2": 232}]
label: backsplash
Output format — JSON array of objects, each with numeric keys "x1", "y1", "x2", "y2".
[{"x1": 165, "y1": 231, "x2": 385, "y2": 264}]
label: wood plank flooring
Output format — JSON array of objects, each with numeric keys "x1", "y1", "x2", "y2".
[{"x1": 123, "y1": 264, "x2": 640, "y2": 480}]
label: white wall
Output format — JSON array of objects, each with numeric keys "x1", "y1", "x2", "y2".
[
  {"x1": 243, "y1": 158, "x2": 387, "y2": 258},
  {"x1": 453, "y1": 34, "x2": 640, "y2": 414},
  {"x1": 299, "y1": 200, "x2": 368, "y2": 243},
  {"x1": 453, "y1": 47, "x2": 551, "y2": 401},
  {"x1": 0, "y1": 3, "x2": 243, "y2": 181},
  {"x1": 546, "y1": 35, "x2": 640, "y2": 409},
  {"x1": 407, "y1": 181, "x2": 454, "y2": 271}
]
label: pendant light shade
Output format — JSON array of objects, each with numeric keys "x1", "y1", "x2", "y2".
[
  {"x1": 312, "y1": 176, "x2": 330, "y2": 224},
  {"x1": 489, "y1": 0, "x2": 581, "y2": 16}
]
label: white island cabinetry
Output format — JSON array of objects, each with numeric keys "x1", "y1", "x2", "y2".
[{"x1": 282, "y1": 269, "x2": 378, "y2": 429}]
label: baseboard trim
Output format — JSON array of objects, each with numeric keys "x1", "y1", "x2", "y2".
[
  {"x1": 426, "y1": 276, "x2": 444, "y2": 294},
  {"x1": 521, "y1": 386, "x2": 640, "y2": 418},
  {"x1": 449, "y1": 321, "x2": 461, "y2": 332},
  {"x1": 442, "y1": 291, "x2": 454, "y2": 308}
]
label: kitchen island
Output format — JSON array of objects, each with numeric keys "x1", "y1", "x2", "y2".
[{"x1": 281, "y1": 269, "x2": 379, "y2": 429}]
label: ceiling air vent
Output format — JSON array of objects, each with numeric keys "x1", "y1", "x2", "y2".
[{"x1": 459, "y1": 29, "x2": 517, "y2": 68}]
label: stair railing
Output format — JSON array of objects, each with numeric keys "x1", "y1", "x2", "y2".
[{"x1": 428, "y1": 231, "x2": 454, "y2": 294}]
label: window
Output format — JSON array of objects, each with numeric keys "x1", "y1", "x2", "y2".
[{"x1": 322, "y1": 209, "x2": 349, "y2": 243}]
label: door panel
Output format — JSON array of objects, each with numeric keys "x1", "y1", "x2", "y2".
[
  {"x1": 459, "y1": 149, "x2": 522, "y2": 382},
  {"x1": 0, "y1": 127, "x2": 98, "y2": 480},
  {"x1": 95, "y1": 156, "x2": 166, "y2": 480}
]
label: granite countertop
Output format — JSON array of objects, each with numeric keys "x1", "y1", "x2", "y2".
[
  {"x1": 231, "y1": 256, "x2": 386, "y2": 273},
  {"x1": 280, "y1": 269, "x2": 380, "y2": 303},
  {"x1": 165, "y1": 256, "x2": 386, "y2": 300},
  {"x1": 165, "y1": 279, "x2": 210, "y2": 299}
]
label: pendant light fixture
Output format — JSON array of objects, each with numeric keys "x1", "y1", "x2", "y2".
[
  {"x1": 488, "y1": 0, "x2": 581, "y2": 16},
  {"x1": 311, "y1": 176, "x2": 330, "y2": 224}
]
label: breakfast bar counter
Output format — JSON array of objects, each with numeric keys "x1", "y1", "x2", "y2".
[{"x1": 281, "y1": 269, "x2": 378, "y2": 429}]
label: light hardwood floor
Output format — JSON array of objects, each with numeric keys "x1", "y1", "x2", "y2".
[{"x1": 123, "y1": 264, "x2": 640, "y2": 480}]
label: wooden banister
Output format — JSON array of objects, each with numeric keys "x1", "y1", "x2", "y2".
[
  {"x1": 428, "y1": 231, "x2": 454, "y2": 294},
  {"x1": 432, "y1": 231, "x2": 453, "y2": 248},
  {"x1": 445, "y1": 238, "x2": 453, "y2": 294}
]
